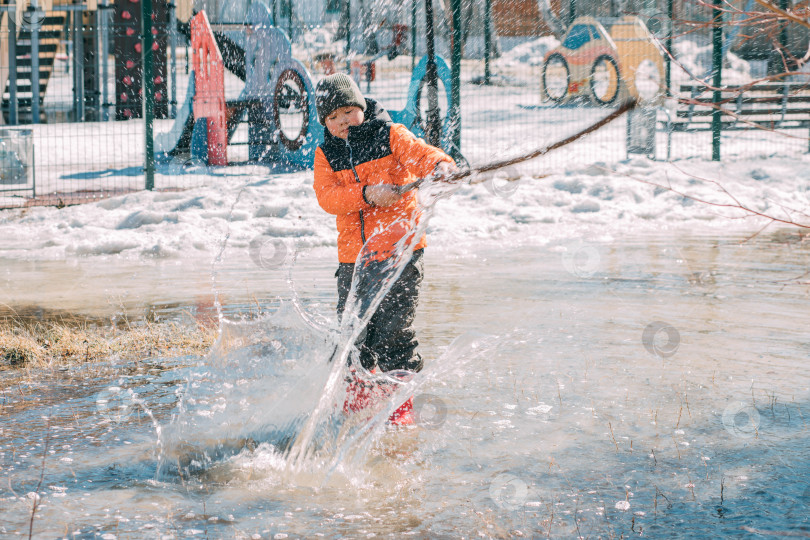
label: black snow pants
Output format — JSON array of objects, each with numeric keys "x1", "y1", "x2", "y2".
[{"x1": 336, "y1": 249, "x2": 424, "y2": 373}]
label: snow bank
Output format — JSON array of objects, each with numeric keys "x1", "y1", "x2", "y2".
[
  {"x1": 671, "y1": 40, "x2": 753, "y2": 85},
  {"x1": 495, "y1": 36, "x2": 560, "y2": 68},
  {"x1": 1, "y1": 148, "x2": 808, "y2": 263}
]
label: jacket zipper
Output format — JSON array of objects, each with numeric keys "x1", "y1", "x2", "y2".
[{"x1": 347, "y1": 141, "x2": 366, "y2": 244}]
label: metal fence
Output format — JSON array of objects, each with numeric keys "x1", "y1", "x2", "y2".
[{"x1": 0, "y1": 1, "x2": 808, "y2": 210}]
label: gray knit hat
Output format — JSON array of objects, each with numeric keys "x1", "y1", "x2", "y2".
[{"x1": 315, "y1": 73, "x2": 366, "y2": 125}]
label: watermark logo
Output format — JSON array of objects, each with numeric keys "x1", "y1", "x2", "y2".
[
  {"x1": 634, "y1": 59, "x2": 664, "y2": 102},
  {"x1": 413, "y1": 393, "x2": 448, "y2": 430},
  {"x1": 637, "y1": 8, "x2": 672, "y2": 40},
  {"x1": 642, "y1": 321, "x2": 680, "y2": 359},
  {"x1": 96, "y1": 386, "x2": 136, "y2": 423},
  {"x1": 561, "y1": 240, "x2": 602, "y2": 278},
  {"x1": 248, "y1": 236, "x2": 293, "y2": 270},
  {"x1": 489, "y1": 473, "x2": 529, "y2": 511},
  {"x1": 721, "y1": 401, "x2": 760, "y2": 439},
  {"x1": 17, "y1": 6, "x2": 46, "y2": 31},
  {"x1": 483, "y1": 166, "x2": 521, "y2": 198}
]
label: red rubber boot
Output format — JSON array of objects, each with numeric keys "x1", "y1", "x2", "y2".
[
  {"x1": 388, "y1": 396, "x2": 414, "y2": 426},
  {"x1": 343, "y1": 368, "x2": 380, "y2": 415}
]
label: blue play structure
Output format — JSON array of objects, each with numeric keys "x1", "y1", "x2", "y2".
[
  {"x1": 240, "y1": 3, "x2": 323, "y2": 168},
  {"x1": 391, "y1": 55, "x2": 455, "y2": 154},
  {"x1": 156, "y1": 3, "x2": 457, "y2": 168}
]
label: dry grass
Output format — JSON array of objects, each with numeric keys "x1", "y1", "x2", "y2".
[{"x1": 0, "y1": 319, "x2": 218, "y2": 371}]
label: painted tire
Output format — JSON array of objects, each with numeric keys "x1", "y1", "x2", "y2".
[
  {"x1": 590, "y1": 55, "x2": 620, "y2": 106},
  {"x1": 542, "y1": 53, "x2": 569, "y2": 103},
  {"x1": 273, "y1": 69, "x2": 310, "y2": 151}
]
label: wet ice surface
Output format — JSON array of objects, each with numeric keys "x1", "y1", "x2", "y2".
[{"x1": 1, "y1": 232, "x2": 810, "y2": 538}]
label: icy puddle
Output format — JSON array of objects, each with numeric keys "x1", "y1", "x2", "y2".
[{"x1": 1, "y1": 230, "x2": 809, "y2": 538}]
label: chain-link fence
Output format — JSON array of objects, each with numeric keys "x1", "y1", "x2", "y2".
[{"x1": 0, "y1": 0, "x2": 807, "y2": 210}]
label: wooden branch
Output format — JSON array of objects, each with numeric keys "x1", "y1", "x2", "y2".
[
  {"x1": 442, "y1": 100, "x2": 636, "y2": 184},
  {"x1": 399, "y1": 101, "x2": 635, "y2": 194}
]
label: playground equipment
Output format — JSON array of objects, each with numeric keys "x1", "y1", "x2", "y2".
[
  {"x1": 541, "y1": 16, "x2": 666, "y2": 106},
  {"x1": 158, "y1": 5, "x2": 457, "y2": 169},
  {"x1": 239, "y1": 3, "x2": 322, "y2": 167},
  {"x1": 1, "y1": 0, "x2": 69, "y2": 123},
  {"x1": 0, "y1": 0, "x2": 192, "y2": 124},
  {"x1": 189, "y1": 11, "x2": 228, "y2": 165},
  {"x1": 391, "y1": 55, "x2": 455, "y2": 151},
  {"x1": 157, "y1": 7, "x2": 323, "y2": 168},
  {"x1": 0, "y1": 128, "x2": 35, "y2": 199},
  {"x1": 113, "y1": 0, "x2": 170, "y2": 120}
]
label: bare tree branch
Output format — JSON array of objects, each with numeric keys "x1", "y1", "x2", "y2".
[{"x1": 751, "y1": 0, "x2": 810, "y2": 31}]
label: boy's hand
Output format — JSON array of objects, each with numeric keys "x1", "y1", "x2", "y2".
[
  {"x1": 364, "y1": 185, "x2": 402, "y2": 207},
  {"x1": 434, "y1": 161, "x2": 459, "y2": 179}
]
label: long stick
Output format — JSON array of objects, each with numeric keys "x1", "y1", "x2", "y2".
[
  {"x1": 397, "y1": 99, "x2": 636, "y2": 194},
  {"x1": 460, "y1": 99, "x2": 636, "y2": 178}
]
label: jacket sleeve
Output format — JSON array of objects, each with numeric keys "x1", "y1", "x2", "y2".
[
  {"x1": 313, "y1": 147, "x2": 370, "y2": 216},
  {"x1": 389, "y1": 124, "x2": 454, "y2": 178}
]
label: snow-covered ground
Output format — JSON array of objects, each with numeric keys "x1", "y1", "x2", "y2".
[
  {"x1": 0, "y1": 126, "x2": 808, "y2": 263},
  {"x1": 1, "y1": 32, "x2": 808, "y2": 265}
]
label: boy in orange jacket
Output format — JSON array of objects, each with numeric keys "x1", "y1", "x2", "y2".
[{"x1": 313, "y1": 74, "x2": 456, "y2": 424}]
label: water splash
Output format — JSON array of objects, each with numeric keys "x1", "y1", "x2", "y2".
[
  {"x1": 156, "y1": 299, "x2": 337, "y2": 479},
  {"x1": 209, "y1": 184, "x2": 250, "y2": 323},
  {"x1": 156, "y1": 175, "x2": 492, "y2": 484},
  {"x1": 285, "y1": 175, "x2": 464, "y2": 469}
]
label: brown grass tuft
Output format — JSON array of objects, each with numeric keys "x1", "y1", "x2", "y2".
[
  {"x1": 0, "y1": 320, "x2": 217, "y2": 371},
  {"x1": 0, "y1": 332, "x2": 44, "y2": 365}
]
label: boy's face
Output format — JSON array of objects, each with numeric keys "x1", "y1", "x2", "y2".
[{"x1": 324, "y1": 106, "x2": 364, "y2": 140}]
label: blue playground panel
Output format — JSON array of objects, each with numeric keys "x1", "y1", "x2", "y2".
[{"x1": 390, "y1": 55, "x2": 455, "y2": 153}]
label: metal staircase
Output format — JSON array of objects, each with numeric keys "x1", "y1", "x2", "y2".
[{"x1": 2, "y1": 10, "x2": 67, "y2": 123}]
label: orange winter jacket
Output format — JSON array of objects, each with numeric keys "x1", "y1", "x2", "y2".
[{"x1": 314, "y1": 99, "x2": 453, "y2": 264}]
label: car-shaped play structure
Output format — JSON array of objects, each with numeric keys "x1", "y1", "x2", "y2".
[{"x1": 541, "y1": 16, "x2": 666, "y2": 106}]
